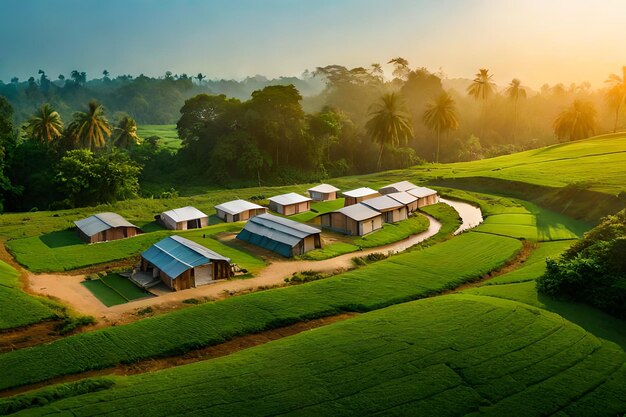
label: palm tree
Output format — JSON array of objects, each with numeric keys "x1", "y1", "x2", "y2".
[
  {"x1": 112, "y1": 115, "x2": 140, "y2": 148},
  {"x1": 553, "y1": 100, "x2": 597, "y2": 142},
  {"x1": 67, "y1": 101, "x2": 111, "y2": 150},
  {"x1": 423, "y1": 92, "x2": 460, "y2": 163},
  {"x1": 196, "y1": 73, "x2": 206, "y2": 86},
  {"x1": 24, "y1": 104, "x2": 64, "y2": 143},
  {"x1": 365, "y1": 93, "x2": 413, "y2": 169},
  {"x1": 604, "y1": 66, "x2": 626, "y2": 132},
  {"x1": 467, "y1": 68, "x2": 496, "y2": 136},
  {"x1": 505, "y1": 78, "x2": 527, "y2": 143}
]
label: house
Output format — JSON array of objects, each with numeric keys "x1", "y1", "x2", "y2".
[
  {"x1": 361, "y1": 195, "x2": 408, "y2": 223},
  {"x1": 319, "y1": 203, "x2": 383, "y2": 236},
  {"x1": 237, "y1": 213, "x2": 321, "y2": 257},
  {"x1": 268, "y1": 192, "x2": 312, "y2": 216},
  {"x1": 307, "y1": 184, "x2": 340, "y2": 201},
  {"x1": 378, "y1": 180, "x2": 419, "y2": 195},
  {"x1": 406, "y1": 186, "x2": 439, "y2": 207},
  {"x1": 386, "y1": 191, "x2": 419, "y2": 213},
  {"x1": 342, "y1": 187, "x2": 380, "y2": 206},
  {"x1": 140, "y1": 235, "x2": 232, "y2": 291},
  {"x1": 159, "y1": 206, "x2": 208, "y2": 230},
  {"x1": 214, "y1": 199, "x2": 267, "y2": 223},
  {"x1": 74, "y1": 212, "x2": 141, "y2": 244}
]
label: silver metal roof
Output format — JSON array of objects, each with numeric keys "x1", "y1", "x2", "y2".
[
  {"x1": 336, "y1": 203, "x2": 382, "y2": 221},
  {"x1": 240, "y1": 213, "x2": 320, "y2": 247},
  {"x1": 74, "y1": 212, "x2": 138, "y2": 237},
  {"x1": 407, "y1": 186, "x2": 438, "y2": 198},
  {"x1": 214, "y1": 199, "x2": 265, "y2": 216},
  {"x1": 361, "y1": 195, "x2": 404, "y2": 211},
  {"x1": 268, "y1": 192, "x2": 312, "y2": 206},
  {"x1": 342, "y1": 187, "x2": 378, "y2": 198},
  {"x1": 161, "y1": 206, "x2": 208, "y2": 223},
  {"x1": 308, "y1": 183, "x2": 340, "y2": 193},
  {"x1": 379, "y1": 180, "x2": 418, "y2": 194},
  {"x1": 386, "y1": 191, "x2": 418, "y2": 206}
]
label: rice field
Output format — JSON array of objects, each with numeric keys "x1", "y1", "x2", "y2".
[
  {"x1": 81, "y1": 274, "x2": 152, "y2": 307},
  {"x1": 136, "y1": 124, "x2": 181, "y2": 150}
]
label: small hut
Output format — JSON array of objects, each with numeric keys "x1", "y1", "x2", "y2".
[
  {"x1": 342, "y1": 187, "x2": 380, "y2": 207},
  {"x1": 378, "y1": 180, "x2": 419, "y2": 195},
  {"x1": 214, "y1": 199, "x2": 267, "y2": 222},
  {"x1": 159, "y1": 206, "x2": 208, "y2": 230},
  {"x1": 140, "y1": 235, "x2": 232, "y2": 291},
  {"x1": 407, "y1": 187, "x2": 439, "y2": 207},
  {"x1": 74, "y1": 212, "x2": 141, "y2": 244},
  {"x1": 237, "y1": 213, "x2": 321, "y2": 257},
  {"x1": 268, "y1": 192, "x2": 312, "y2": 216},
  {"x1": 319, "y1": 203, "x2": 383, "y2": 236},
  {"x1": 386, "y1": 191, "x2": 419, "y2": 213},
  {"x1": 361, "y1": 195, "x2": 408, "y2": 223},
  {"x1": 307, "y1": 184, "x2": 340, "y2": 201}
]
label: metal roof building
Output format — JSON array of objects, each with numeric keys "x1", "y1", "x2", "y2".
[
  {"x1": 268, "y1": 192, "x2": 312, "y2": 216},
  {"x1": 74, "y1": 212, "x2": 141, "y2": 243},
  {"x1": 319, "y1": 203, "x2": 383, "y2": 236},
  {"x1": 362, "y1": 195, "x2": 409, "y2": 223},
  {"x1": 378, "y1": 180, "x2": 419, "y2": 195},
  {"x1": 342, "y1": 187, "x2": 380, "y2": 206},
  {"x1": 307, "y1": 184, "x2": 340, "y2": 201},
  {"x1": 214, "y1": 199, "x2": 267, "y2": 223},
  {"x1": 386, "y1": 191, "x2": 419, "y2": 213},
  {"x1": 237, "y1": 213, "x2": 321, "y2": 257},
  {"x1": 159, "y1": 206, "x2": 208, "y2": 230},
  {"x1": 406, "y1": 186, "x2": 439, "y2": 207}
]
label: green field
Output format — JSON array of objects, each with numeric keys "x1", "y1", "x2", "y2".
[
  {"x1": 289, "y1": 198, "x2": 346, "y2": 223},
  {"x1": 82, "y1": 274, "x2": 152, "y2": 307},
  {"x1": 137, "y1": 124, "x2": 181, "y2": 150}
]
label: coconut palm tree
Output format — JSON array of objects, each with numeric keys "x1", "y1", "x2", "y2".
[
  {"x1": 67, "y1": 101, "x2": 111, "y2": 150},
  {"x1": 553, "y1": 100, "x2": 597, "y2": 142},
  {"x1": 423, "y1": 92, "x2": 460, "y2": 163},
  {"x1": 467, "y1": 68, "x2": 496, "y2": 136},
  {"x1": 365, "y1": 92, "x2": 413, "y2": 170},
  {"x1": 24, "y1": 104, "x2": 64, "y2": 143},
  {"x1": 604, "y1": 66, "x2": 626, "y2": 132},
  {"x1": 505, "y1": 78, "x2": 527, "y2": 143},
  {"x1": 112, "y1": 115, "x2": 140, "y2": 148}
]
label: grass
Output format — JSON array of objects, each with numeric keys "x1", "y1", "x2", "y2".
[
  {"x1": 82, "y1": 274, "x2": 152, "y2": 307},
  {"x1": 289, "y1": 198, "x2": 346, "y2": 223},
  {"x1": 8, "y1": 295, "x2": 625, "y2": 417},
  {"x1": 137, "y1": 124, "x2": 181, "y2": 150}
]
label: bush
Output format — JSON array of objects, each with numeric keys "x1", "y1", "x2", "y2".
[{"x1": 54, "y1": 315, "x2": 96, "y2": 335}]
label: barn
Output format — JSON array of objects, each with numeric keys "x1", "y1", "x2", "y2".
[
  {"x1": 319, "y1": 203, "x2": 383, "y2": 236},
  {"x1": 342, "y1": 187, "x2": 380, "y2": 206},
  {"x1": 407, "y1": 186, "x2": 439, "y2": 207},
  {"x1": 159, "y1": 206, "x2": 208, "y2": 230},
  {"x1": 140, "y1": 235, "x2": 232, "y2": 291},
  {"x1": 386, "y1": 191, "x2": 419, "y2": 213},
  {"x1": 214, "y1": 199, "x2": 267, "y2": 223},
  {"x1": 237, "y1": 213, "x2": 321, "y2": 257},
  {"x1": 268, "y1": 192, "x2": 312, "y2": 215},
  {"x1": 361, "y1": 195, "x2": 408, "y2": 223},
  {"x1": 74, "y1": 212, "x2": 142, "y2": 244},
  {"x1": 378, "y1": 180, "x2": 419, "y2": 195},
  {"x1": 307, "y1": 184, "x2": 340, "y2": 201}
]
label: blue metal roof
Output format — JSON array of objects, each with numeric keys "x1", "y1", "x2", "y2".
[{"x1": 141, "y1": 235, "x2": 230, "y2": 279}]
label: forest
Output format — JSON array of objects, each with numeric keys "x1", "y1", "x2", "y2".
[{"x1": 0, "y1": 59, "x2": 624, "y2": 212}]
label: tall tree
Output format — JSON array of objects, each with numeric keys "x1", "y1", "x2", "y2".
[
  {"x1": 112, "y1": 115, "x2": 140, "y2": 148},
  {"x1": 388, "y1": 57, "x2": 410, "y2": 81},
  {"x1": 467, "y1": 68, "x2": 496, "y2": 136},
  {"x1": 196, "y1": 73, "x2": 206, "y2": 86},
  {"x1": 67, "y1": 101, "x2": 111, "y2": 150},
  {"x1": 553, "y1": 100, "x2": 597, "y2": 142},
  {"x1": 24, "y1": 104, "x2": 64, "y2": 143},
  {"x1": 422, "y1": 92, "x2": 460, "y2": 163},
  {"x1": 505, "y1": 78, "x2": 527, "y2": 143},
  {"x1": 365, "y1": 92, "x2": 413, "y2": 169},
  {"x1": 604, "y1": 66, "x2": 626, "y2": 132}
]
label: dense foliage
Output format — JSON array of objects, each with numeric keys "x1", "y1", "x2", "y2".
[{"x1": 537, "y1": 209, "x2": 626, "y2": 318}]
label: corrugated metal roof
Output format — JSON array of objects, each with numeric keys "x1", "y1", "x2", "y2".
[
  {"x1": 361, "y1": 195, "x2": 404, "y2": 211},
  {"x1": 308, "y1": 183, "x2": 340, "y2": 193},
  {"x1": 161, "y1": 206, "x2": 208, "y2": 223},
  {"x1": 237, "y1": 213, "x2": 320, "y2": 248},
  {"x1": 336, "y1": 203, "x2": 382, "y2": 221},
  {"x1": 342, "y1": 187, "x2": 378, "y2": 198},
  {"x1": 386, "y1": 191, "x2": 418, "y2": 206},
  {"x1": 141, "y1": 235, "x2": 229, "y2": 279},
  {"x1": 407, "y1": 186, "x2": 438, "y2": 198},
  {"x1": 74, "y1": 212, "x2": 138, "y2": 237},
  {"x1": 379, "y1": 180, "x2": 418, "y2": 193},
  {"x1": 214, "y1": 200, "x2": 265, "y2": 216},
  {"x1": 268, "y1": 192, "x2": 311, "y2": 206}
]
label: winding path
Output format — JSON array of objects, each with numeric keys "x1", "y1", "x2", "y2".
[{"x1": 27, "y1": 199, "x2": 483, "y2": 322}]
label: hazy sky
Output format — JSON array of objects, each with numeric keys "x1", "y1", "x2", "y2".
[{"x1": 1, "y1": 0, "x2": 625, "y2": 88}]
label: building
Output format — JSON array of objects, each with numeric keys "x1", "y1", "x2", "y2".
[
  {"x1": 386, "y1": 191, "x2": 419, "y2": 213},
  {"x1": 140, "y1": 235, "x2": 232, "y2": 291},
  {"x1": 378, "y1": 180, "x2": 419, "y2": 195},
  {"x1": 319, "y1": 203, "x2": 383, "y2": 236},
  {"x1": 307, "y1": 184, "x2": 340, "y2": 201},
  {"x1": 159, "y1": 206, "x2": 208, "y2": 230},
  {"x1": 74, "y1": 212, "x2": 141, "y2": 244},
  {"x1": 361, "y1": 195, "x2": 408, "y2": 223},
  {"x1": 268, "y1": 192, "x2": 312, "y2": 216},
  {"x1": 237, "y1": 213, "x2": 321, "y2": 257},
  {"x1": 342, "y1": 187, "x2": 380, "y2": 206},
  {"x1": 407, "y1": 186, "x2": 439, "y2": 207},
  {"x1": 214, "y1": 199, "x2": 267, "y2": 223}
]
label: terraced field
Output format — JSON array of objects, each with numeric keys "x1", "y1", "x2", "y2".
[{"x1": 136, "y1": 124, "x2": 181, "y2": 150}]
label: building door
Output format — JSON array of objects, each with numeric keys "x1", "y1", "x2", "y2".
[{"x1": 194, "y1": 264, "x2": 213, "y2": 286}]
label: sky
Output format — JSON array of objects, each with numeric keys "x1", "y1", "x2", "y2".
[{"x1": 1, "y1": 0, "x2": 625, "y2": 89}]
